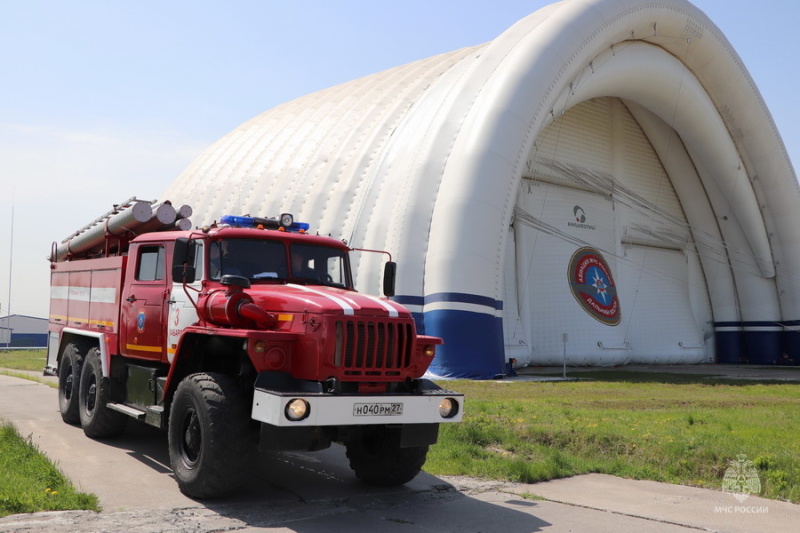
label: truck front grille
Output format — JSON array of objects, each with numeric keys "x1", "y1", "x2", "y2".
[{"x1": 334, "y1": 319, "x2": 413, "y2": 377}]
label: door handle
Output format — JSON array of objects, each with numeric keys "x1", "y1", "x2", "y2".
[{"x1": 126, "y1": 295, "x2": 137, "y2": 303}]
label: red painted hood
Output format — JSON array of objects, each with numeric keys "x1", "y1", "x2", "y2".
[{"x1": 247, "y1": 283, "x2": 411, "y2": 318}]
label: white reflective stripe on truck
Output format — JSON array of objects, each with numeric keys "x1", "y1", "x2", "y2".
[
  {"x1": 287, "y1": 284, "x2": 355, "y2": 315},
  {"x1": 50, "y1": 286, "x2": 117, "y2": 303},
  {"x1": 352, "y1": 293, "x2": 400, "y2": 318}
]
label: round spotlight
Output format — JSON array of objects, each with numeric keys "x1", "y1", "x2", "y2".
[
  {"x1": 438, "y1": 397, "x2": 459, "y2": 419},
  {"x1": 285, "y1": 398, "x2": 310, "y2": 421}
]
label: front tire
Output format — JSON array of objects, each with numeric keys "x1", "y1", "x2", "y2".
[
  {"x1": 58, "y1": 344, "x2": 83, "y2": 425},
  {"x1": 345, "y1": 425, "x2": 429, "y2": 486},
  {"x1": 78, "y1": 347, "x2": 128, "y2": 439},
  {"x1": 168, "y1": 373, "x2": 252, "y2": 499}
]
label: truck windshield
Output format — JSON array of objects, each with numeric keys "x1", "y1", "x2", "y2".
[
  {"x1": 209, "y1": 239, "x2": 350, "y2": 288},
  {"x1": 289, "y1": 243, "x2": 350, "y2": 287}
]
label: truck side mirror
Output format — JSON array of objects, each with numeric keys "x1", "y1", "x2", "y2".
[
  {"x1": 172, "y1": 238, "x2": 197, "y2": 284},
  {"x1": 383, "y1": 261, "x2": 397, "y2": 297}
]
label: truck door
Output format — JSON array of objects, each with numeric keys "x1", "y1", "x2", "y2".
[
  {"x1": 167, "y1": 240, "x2": 203, "y2": 364},
  {"x1": 121, "y1": 243, "x2": 169, "y2": 361}
]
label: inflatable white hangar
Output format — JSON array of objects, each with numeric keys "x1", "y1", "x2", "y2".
[{"x1": 162, "y1": 0, "x2": 800, "y2": 378}]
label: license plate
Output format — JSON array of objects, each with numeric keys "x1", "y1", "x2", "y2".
[{"x1": 353, "y1": 402, "x2": 403, "y2": 416}]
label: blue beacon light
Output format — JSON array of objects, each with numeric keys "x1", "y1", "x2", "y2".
[{"x1": 220, "y1": 214, "x2": 310, "y2": 232}]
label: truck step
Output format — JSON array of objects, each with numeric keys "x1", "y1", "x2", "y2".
[
  {"x1": 107, "y1": 402, "x2": 146, "y2": 420},
  {"x1": 145, "y1": 405, "x2": 164, "y2": 428}
]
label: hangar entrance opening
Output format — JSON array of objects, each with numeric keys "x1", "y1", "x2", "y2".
[{"x1": 503, "y1": 98, "x2": 714, "y2": 366}]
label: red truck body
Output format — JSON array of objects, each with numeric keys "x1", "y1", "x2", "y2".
[{"x1": 46, "y1": 201, "x2": 462, "y2": 498}]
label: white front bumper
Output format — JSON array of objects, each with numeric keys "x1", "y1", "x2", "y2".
[{"x1": 251, "y1": 388, "x2": 464, "y2": 427}]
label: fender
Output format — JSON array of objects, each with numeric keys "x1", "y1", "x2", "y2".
[
  {"x1": 60, "y1": 327, "x2": 113, "y2": 377},
  {"x1": 161, "y1": 327, "x2": 301, "y2": 403}
]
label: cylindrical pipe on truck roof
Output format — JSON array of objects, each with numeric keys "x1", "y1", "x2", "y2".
[{"x1": 52, "y1": 201, "x2": 179, "y2": 262}]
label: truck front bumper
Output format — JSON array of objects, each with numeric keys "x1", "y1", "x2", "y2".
[{"x1": 251, "y1": 378, "x2": 463, "y2": 427}]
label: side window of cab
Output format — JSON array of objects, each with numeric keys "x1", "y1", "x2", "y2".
[
  {"x1": 137, "y1": 245, "x2": 166, "y2": 281},
  {"x1": 193, "y1": 240, "x2": 204, "y2": 280}
]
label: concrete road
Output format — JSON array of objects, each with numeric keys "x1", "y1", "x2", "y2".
[{"x1": 0, "y1": 372, "x2": 797, "y2": 532}]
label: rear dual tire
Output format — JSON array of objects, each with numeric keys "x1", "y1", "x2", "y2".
[
  {"x1": 78, "y1": 348, "x2": 128, "y2": 439},
  {"x1": 58, "y1": 344, "x2": 83, "y2": 425}
]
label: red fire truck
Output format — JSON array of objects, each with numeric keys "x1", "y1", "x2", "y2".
[{"x1": 45, "y1": 198, "x2": 462, "y2": 498}]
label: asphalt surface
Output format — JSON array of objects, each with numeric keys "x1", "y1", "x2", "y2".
[{"x1": 0, "y1": 368, "x2": 798, "y2": 532}]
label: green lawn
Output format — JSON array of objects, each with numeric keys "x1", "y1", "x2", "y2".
[
  {"x1": 425, "y1": 374, "x2": 800, "y2": 503},
  {"x1": 0, "y1": 423, "x2": 99, "y2": 516},
  {"x1": 0, "y1": 350, "x2": 98, "y2": 517},
  {"x1": 0, "y1": 350, "x2": 55, "y2": 388},
  {"x1": 0, "y1": 349, "x2": 48, "y2": 372}
]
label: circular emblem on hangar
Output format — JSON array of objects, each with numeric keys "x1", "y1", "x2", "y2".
[{"x1": 568, "y1": 247, "x2": 621, "y2": 325}]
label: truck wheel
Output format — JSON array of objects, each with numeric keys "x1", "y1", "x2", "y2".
[
  {"x1": 78, "y1": 347, "x2": 128, "y2": 439},
  {"x1": 58, "y1": 344, "x2": 83, "y2": 425},
  {"x1": 345, "y1": 426, "x2": 429, "y2": 486},
  {"x1": 168, "y1": 373, "x2": 252, "y2": 498}
]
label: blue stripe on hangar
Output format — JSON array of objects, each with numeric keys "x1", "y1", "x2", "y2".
[
  {"x1": 394, "y1": 292, "x2": 506, "y2": 379},
  {"x1": 394, "y1": 292, "x2": 503, "y2": 310}
]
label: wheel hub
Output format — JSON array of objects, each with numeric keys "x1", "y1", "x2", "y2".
[
  {"x1": 181, "y1": 410, "x2": 201, "y2": 467},
  {"x1": 86, "y1": 381, "x2": 97, "y2": 414},
  {"x1": 65, "y1": 374, "x2": 74, "y2": 400}
]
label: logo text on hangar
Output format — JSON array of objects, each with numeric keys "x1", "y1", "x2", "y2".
[{"x1": 568, "y1": 205, "x2": 596, "y2": 230}]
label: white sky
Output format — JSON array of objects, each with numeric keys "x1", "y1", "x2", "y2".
[{"x1": 0, "y1": 0, "x2": 798, "y2": 318}]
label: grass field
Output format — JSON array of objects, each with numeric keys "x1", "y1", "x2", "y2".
[
  {"x1": 1, "y1": 350, "x2": 798, "y2": 514},
  {"x1": 0, "y1": 423, "x2": 99, "y2": 516},
  {"x1": 0, "y1": 350, "x2": 99, "y2": 517},
  {"x1": 425, "y1": 374, "x2": 800, "y2": 503},
  {"x1": 0, "y1": 350, "x2": 48, "y2": 372},
  {"x1": 0, "y1": 350, "x2": 55, "y2": 388}
]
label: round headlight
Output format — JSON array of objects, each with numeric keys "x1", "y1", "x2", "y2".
[
  {"x1": 280, "y1": 213, "x2": 294, "y2": 227},
  {"x1": 438, "y1": 397, "x2": 459, "y2": 419},
  {"x1": 285, "y1": 398, "x2": 310, "y2": 421},
  {"x1": 423, "y1": 345, "x2": 436, "y2": 357}
]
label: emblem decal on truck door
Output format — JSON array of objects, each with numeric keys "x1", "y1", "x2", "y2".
[{"x1": 136, "y1": 309, "x2": 146, "y2": 332}]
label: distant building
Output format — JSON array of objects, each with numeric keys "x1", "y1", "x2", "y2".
[{"x1": 0, "y1": 315, "x2": 47, "y2": 348}]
